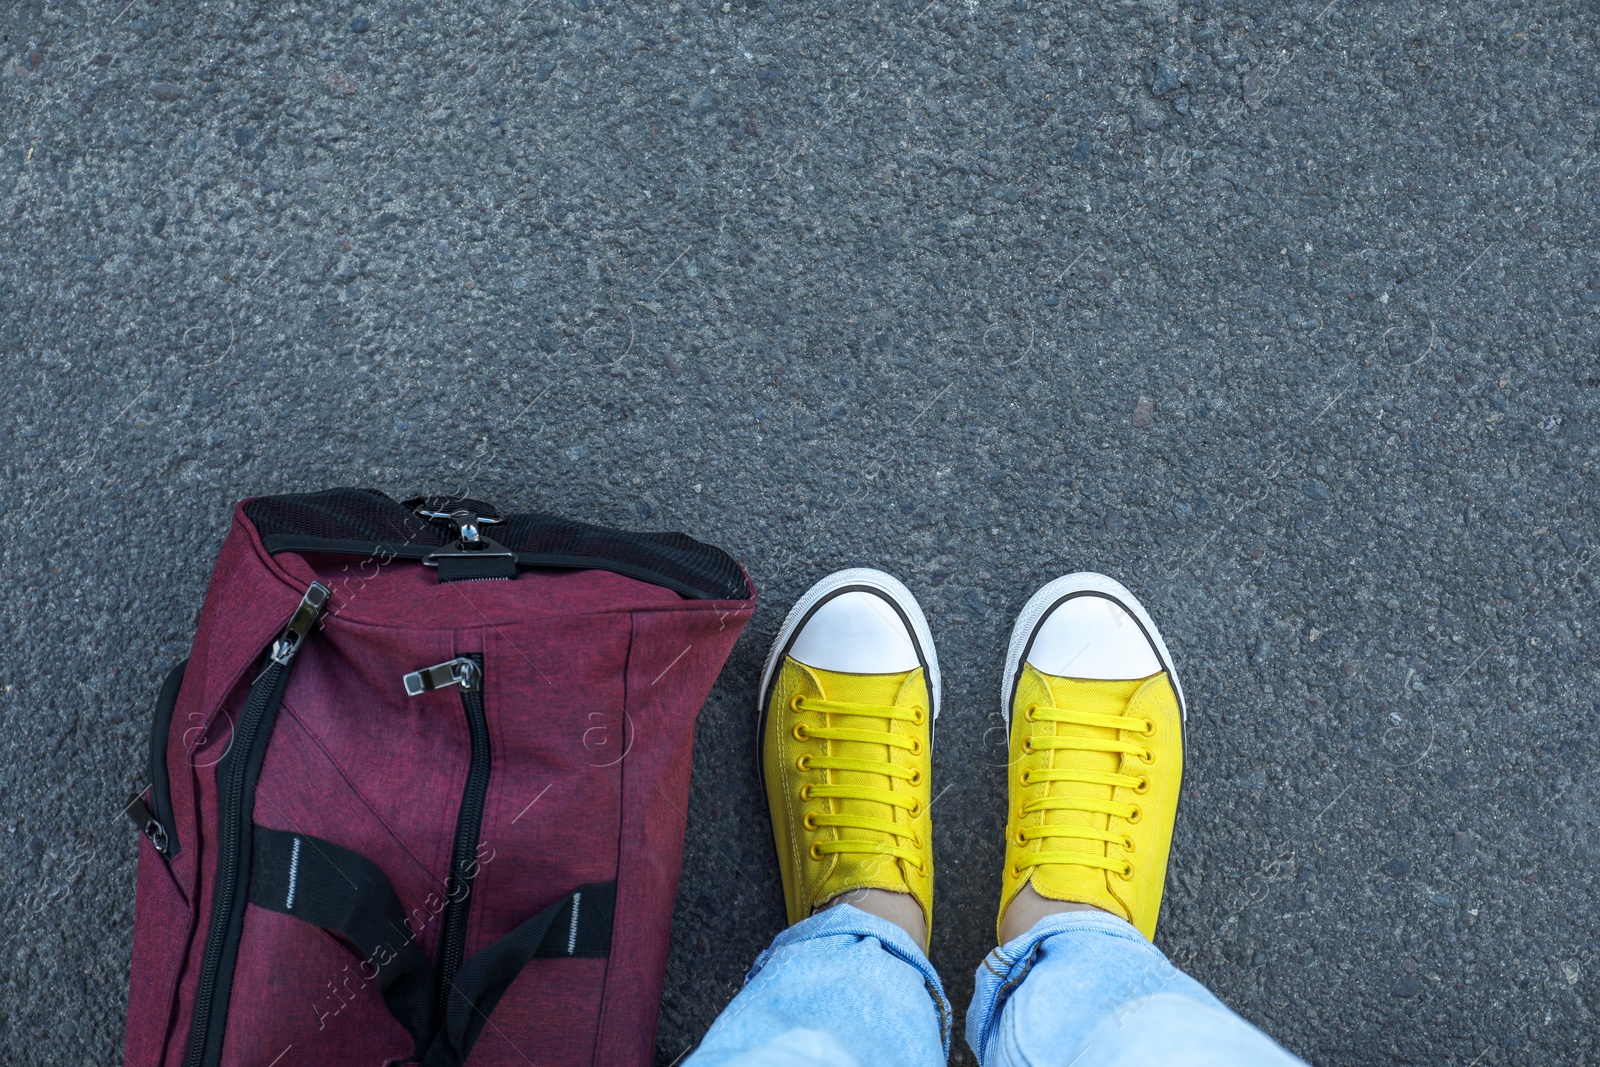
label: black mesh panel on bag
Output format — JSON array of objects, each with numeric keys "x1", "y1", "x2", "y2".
[
  {"x1": 493, "y1": 515, "x2": 751, "y2": 601},
  {"x1": 244, "y1": 488, "x2": 447, "y2": 548},
  {"x1": 242, "y1": 488, "x2": 750, "y2": 600}
]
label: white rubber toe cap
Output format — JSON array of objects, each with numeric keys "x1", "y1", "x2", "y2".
[
  {"x1": 788, "y1": 589, "x2": 921, "y2": 674},
  {"x1": 1025, "y1": 595, "x2": 1161, "y2": 680}
]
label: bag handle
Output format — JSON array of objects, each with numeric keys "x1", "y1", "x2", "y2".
[
  {"x1": 250, "y1": 826, "x2": 614, "y2": 1065},
  {"x1": 422, "y1": 882, "x2": 615, "y2": 1066},
  {"x1": 250, "y1": 827, "x2": 437, "y2": 1054}
]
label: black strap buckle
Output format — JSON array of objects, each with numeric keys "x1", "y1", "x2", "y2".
[
  {"x1": 423, "y1": 543, "x2": 517, "y2": 581},
  {"x1": 414, "y1": 504, "x2": 517, "y2": 581}
]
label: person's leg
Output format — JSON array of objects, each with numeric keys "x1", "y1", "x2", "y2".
[
  {"x1": 968, "y1": 909, "x2": 1303, "y2": 1066},
  {"x1": 686, "y1": 902, "x2": 947, "y2": 1067},
  {"x1": 968, "y1": 573, "x2": 1303, "y2": 1066},
  {"x1": 686, "y1": 570, "x2": 947, "y2": 1067}
]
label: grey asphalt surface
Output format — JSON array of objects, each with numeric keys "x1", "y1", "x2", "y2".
[{"x1": 3, "y1": 1, "x2": 1597, "y2": 1064}]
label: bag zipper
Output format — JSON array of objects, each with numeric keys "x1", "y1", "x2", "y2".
[
  {"x1": 126, "y1": 660, "x2": 189, "y2": 857},
  {"x1": 404, "y1": 654, "x2": 491, "y2": 1024},
  {"x1": 124, "y1": 794, "x2": 168, "y2": 855},
  {"x1": 184, "y1": 583, "x2": 329, "y2": 1067}
]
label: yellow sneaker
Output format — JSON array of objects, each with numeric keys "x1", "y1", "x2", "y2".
[
  {"x1": 998, "y1": 573, "x2": 1186, "y2": 942},
  {"x1": 759, "y1": 569, "x2": 939, "y2": 936}
]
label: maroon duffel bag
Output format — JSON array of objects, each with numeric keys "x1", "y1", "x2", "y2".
[{"x1": 123, "y1": 488, "x2": 755, "y2": 1066}]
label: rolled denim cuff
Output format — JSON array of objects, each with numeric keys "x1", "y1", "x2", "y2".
[
  {"x1": 967, "y1": 910, "x2": 1168, "y2": 1062},
  {"x1": 750, "y1": 904, "x2": 952, "y2": 1056}
]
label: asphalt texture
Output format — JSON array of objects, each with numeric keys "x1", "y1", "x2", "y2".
[{"x1": 3, "y1": 1, "x2": 1598, "y2": 1064}]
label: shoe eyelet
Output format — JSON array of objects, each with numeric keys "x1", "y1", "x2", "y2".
[
  {"x1": 912, "y1": 706, "x2": 926, "y2": 725},
  {"x1": 1138, "y1": 749, "x2": 1155, "y2": 764},
  {"x1": 1022, "y1": 737, "x2": 1036, "y2": 755},
  {"x1": 800, "y1": 785, "x2": 814, "y2": 801},
  {"x1": 803, "y1": 812, "x2": 819, "y2": 831},
  {"x1": 1013, "y1": 830, "x2": 1027, "y2": 847},
  {"x1": 908, "y1": 768, "x2": 924, "y2": 786},
  {"x1": 1116, "y1": 861, "x2": 1135, "y2": 880},
  {"x1": 911, "y1": 833, "x2": 923, "y2": 849},
  {"x1": 1139, "y1": 718, "x2": 1156, "y2": 736},
  {"x1": 917, "y1": 863, "x2": 929, "y2": 876},
  {"x1": 1133, "y1": 775, "x2": 1150, "y2": 795},
  {"x1": 790, "y1": 695, "x2": 806, "y2": 712},
  {"x1": 1024, "y1": 704, "x2": 1038, "y2": 723},
  {"x1": 908, "y1": 802, "x2": 923, "y2": 818},
  {"x1": 1011, "y1": 865, "x2": 1025, "y2": 878},
  {"x1": 796, "y1": 754, "x2": 812, "y2": 771},
  {"x1": 1122, "y1": 835, "x2": 1135, "y2": 852},
  {"x1": 809, "y1": 843, "x2": 824, "y2": 861},
  {"x1": 1127, "y1": 806, "x2": 1143, "y2": 825},
  {"x1": 1020, "y1": 770, "x2": 1033, "y2": 786},
  {"x1": 909, "y1": 738, "x2": 923, "y2": 756},
  {"x1": 792, "y1": 723, "x2": 810, "y2": 741}
]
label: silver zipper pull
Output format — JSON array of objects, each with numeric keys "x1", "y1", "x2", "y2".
[
  {"x1": 403, "y1": 656, "x2": 480, "y2": 697},
  {"x1": 270, "y1": 582, "x2": 332, "y2": 665},
  {"x1": 125, "y1": 794, "x2": 170, "y2": 855}
]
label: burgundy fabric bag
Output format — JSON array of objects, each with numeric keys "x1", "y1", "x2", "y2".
[{"x1": 123, "y1": 488, "x2": 754, "y2": 1067}]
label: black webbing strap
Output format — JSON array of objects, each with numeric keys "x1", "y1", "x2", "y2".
[
  {"x1": 250, "y1": 825, "x2": 614, "y2": 1067},
  {"x1": 421, "y1": 881, "x2": 616, "y2": 1067},
  {"x1": 433, "y1": 553, "x2": 518, "y2": 582},
  {"x1": 250, "y1": 827, "x2": 436, "y2": 1055}
]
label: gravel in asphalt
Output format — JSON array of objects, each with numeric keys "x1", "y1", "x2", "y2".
[{"x1": 2, "y1": 1, "x2": 1597, "y2": 1064}]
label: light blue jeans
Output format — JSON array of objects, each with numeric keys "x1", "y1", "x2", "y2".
[{"x1": 684, "y1": 905, "x2": 1306, "y2": 1067}]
